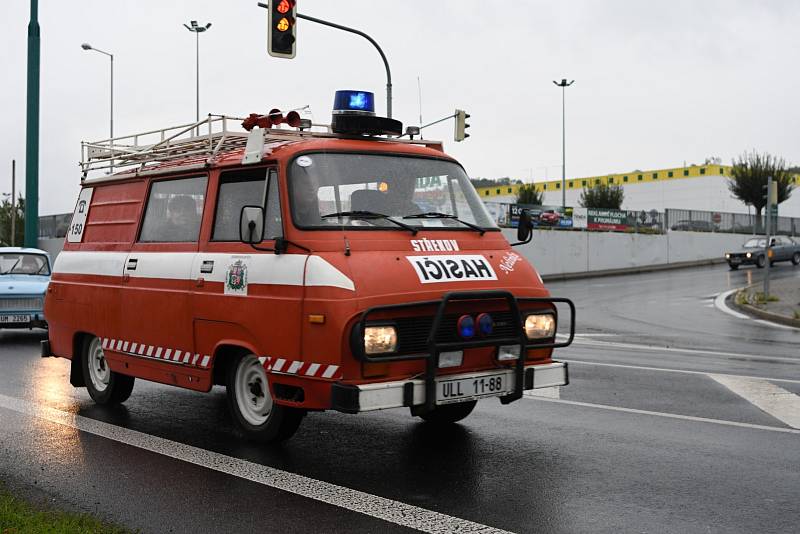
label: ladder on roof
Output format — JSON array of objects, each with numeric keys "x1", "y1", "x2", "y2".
[
  {"x1": 79, "y1": 114, "x2": 329, "y2": 180},
  {"x1": 80, "y1": 114, "x2": 249, "y2": 178}
]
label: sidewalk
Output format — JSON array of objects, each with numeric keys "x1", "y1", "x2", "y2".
[{"x1": 734, "y1": 275, "x2": 800, "y2": 328}]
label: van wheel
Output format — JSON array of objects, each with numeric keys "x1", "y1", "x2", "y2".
[
  {"x1": 792, "y1": 252, "x2": 800, "y2": 265},
  {"x1": 226, "y1": 353, "x2": 304, "y2": 443},
  {"x1": 417, "y1": 400, "x2": 477, "y2": 424},
  {"x1": 82, "y1": 336, "x2": 135, "y2": 405},
  {"x1": 756, "y1": 255, "x2": 766, "y2": 268}
]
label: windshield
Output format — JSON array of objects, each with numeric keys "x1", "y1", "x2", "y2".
[
  {"x1": 288, "y1": 153, "x2": 498, "y2": 230},
  {"x1": 0, "y1": 253, "x2": 50, "y2": 275},
  {"x1": 743, "y1": 239, "x2": 766, "y2": 248}
]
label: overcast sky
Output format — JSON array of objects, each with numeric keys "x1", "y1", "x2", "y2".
[{"x1": 1, "y1": 0, "x2": 798, "y2": 215}]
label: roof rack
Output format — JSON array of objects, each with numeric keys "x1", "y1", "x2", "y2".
[{"x1": 80, "y1": 113, "x2": 441, "y2": 182}]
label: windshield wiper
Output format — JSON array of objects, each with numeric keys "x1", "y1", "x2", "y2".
[
  {"x1": 402, "y1": 212, "x2": 486, "y2": 235},
  {"x1": 1, "y1": 258, "x2": 21, "y2": 275},
  {"x1": 322, "y1": 210, "x2": 418, "y2": 235}
]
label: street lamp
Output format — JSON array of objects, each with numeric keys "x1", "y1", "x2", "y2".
[
  {"x1": 553, "y1": 78, "x2": 574, "y2": 211},
  {"x1": 81, "y1": 43, "x2": 114, "y2": 171},
  {"x1": 183, "y1": 20, "x2": 212, "y2": 135}
]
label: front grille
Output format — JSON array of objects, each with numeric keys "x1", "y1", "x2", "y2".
[
  {"x1": 394, "y1": 311, "x2": 519, "y2": 355},
  {"x1": 0, "y1": 297, "x2": 43, "y2": 311}
]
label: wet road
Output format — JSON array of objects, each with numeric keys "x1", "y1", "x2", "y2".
[{"x1": 1, "y1": 263, "x2": 798, "y2": 533}]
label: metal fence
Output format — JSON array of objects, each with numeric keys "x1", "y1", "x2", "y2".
[
  {"x1": 38, "y1": 213, "x2": 72, "y2": 239},
  {"x1": 664, "y1": 209, "x2": 798, "y2": 236},
  {"x1": 484, "y1": 202, "x2": 799, "y2": 236}
]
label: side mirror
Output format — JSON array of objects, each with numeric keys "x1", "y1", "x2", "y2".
[
  {"x1": 517, "y1": 210, "x2": 533, "y2": 240},
  {"x1": 239, "y1": 205, "x2": 265, "y2": 244},
  {"x1": 511, "y1": 209, "x2": 534, "y2": 247}
]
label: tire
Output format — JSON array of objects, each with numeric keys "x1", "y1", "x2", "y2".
[
  {"x1": 792, "y1": 252, "x2": 800, "y2": 266},
  {"x1": 418, "y1": 400, "x2": 477, "y2": 425},
  {"x1": 82, "y1": 335, "x2": 135, "y2": 405},
  {"x1": 728, "y1": 263, "x2": 739, "y2": 271},
  {"x1": 756, "y1": 255, "x2": 766, "y2": 268},
  {"x1": 226, "y1": 353, "x2": 304, "y2": 443}
]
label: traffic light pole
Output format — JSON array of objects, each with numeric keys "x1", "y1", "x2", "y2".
[
  {"x1": 25, "y1": 0, "x2": 40, "y2": 248},
  {"x1": 763, "y1": 175, "x2": 772, "y2": 297},
  {"x1": 257, "y1": 2, "x2": 393, "y2": 118}
]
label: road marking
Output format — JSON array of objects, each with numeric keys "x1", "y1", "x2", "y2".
[
  {"x1": 561, "y1": 359, "x2": 800, "y2": 385},
  {"x1": 708, "y1": 374, "x2": 800, "y2": 429},
  {"x1": 754, "y1": 320, "x2": 797, "y2": 330},
  {"x1": 0, "y1": 393, "x2": 511, "y2": 534},
  {"x1": 524, "y1": 386, "x2": 560, "y2": 399},
  {"x1": 524, "y1": 396, "x2": 800, "y2": 435},
  {"x1": 713, "y1": 289, "x2": 749, "y2": 319},
  {"x1": 563, "y1": 337, "x2": 800, "y2": 364}
]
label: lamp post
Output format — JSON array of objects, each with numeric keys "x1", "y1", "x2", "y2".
[
  {"x1": 553, "y1": 78, "x2": 574, "y2": 211},
  {"x1": 183, "y1": 20, "x2": 212, "y2": 134},
  {"x1": 81, "y1": 43, "x2": 114, "y2": 172}
]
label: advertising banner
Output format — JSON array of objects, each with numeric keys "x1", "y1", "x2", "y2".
[{"x1": 586, "y1": 209, "x2": 629, "y2": 231}]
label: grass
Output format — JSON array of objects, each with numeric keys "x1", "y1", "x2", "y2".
[
  {"x1": 0, "y1": 485, "x2": 133, "y2": 534},
  {"x1": 736, "y1": 290, "x2": 780, "y2": 306},
  {"x1": 794, "y1": 310, "x2": 800, "y2": 320}
]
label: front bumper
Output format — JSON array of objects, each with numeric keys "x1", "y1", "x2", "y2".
[
  {"x1": 331, "y1": 361, "x2": 568, "y2": 413},
  {"x1": 0, "y1": 311, "x2": 47, "y2": 329}
]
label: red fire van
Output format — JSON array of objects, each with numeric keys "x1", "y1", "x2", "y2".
[{"x1": 44, "y1": 91, "x2": 574, "y2": 442}]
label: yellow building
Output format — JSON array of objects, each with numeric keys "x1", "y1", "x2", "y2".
[{"x1": 475, "y1": 164, "x2": 800, "y2": 199}]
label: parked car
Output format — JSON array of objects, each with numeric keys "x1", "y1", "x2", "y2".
[
  {"x1": 670, "y1": 220, "x2": 715, "y2": 232},
  {"x1": 538, "y1": 210, "x2": 561, "y2": 226},
  {"x1": 0, "y1": 247, "x2": 51, "y2": 329},
  {"x1": 725, "y1": 236, "x2": 800, "y2": 270}
]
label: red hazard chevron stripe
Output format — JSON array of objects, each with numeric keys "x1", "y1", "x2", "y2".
[{"x1": 259, "y1": 356, "x2": 341, "y2": 379}]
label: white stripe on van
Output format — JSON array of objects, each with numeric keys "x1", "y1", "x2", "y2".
[{"x1": 53, "y1": 251, "x2": 354, "y2": 291}]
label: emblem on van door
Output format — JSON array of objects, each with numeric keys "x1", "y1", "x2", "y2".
[{"x1": 225, "y1": 259, "x2": 248, "y2": 295}]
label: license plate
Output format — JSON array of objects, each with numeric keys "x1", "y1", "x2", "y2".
[
  {"x1": 436, "y1": 372, "x2": 509, "y2": 405},
  {"x1": 0, "y1": 314, "x2": 31, "y2": 324}
]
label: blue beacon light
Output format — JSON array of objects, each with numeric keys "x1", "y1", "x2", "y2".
[
  {"x1": 333, "y1": 90, "x2": 375, "y2": 115},
  {"x1": 457, "y1": 315, "x2": 476, "y2": 340}
]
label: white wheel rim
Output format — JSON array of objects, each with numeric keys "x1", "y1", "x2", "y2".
[
  {"x1": 87, "y1": 337, "x2": 110, "y2": 392},
  {"x1": 235, "y1": 355, "x2": 273, "y2": 426}
]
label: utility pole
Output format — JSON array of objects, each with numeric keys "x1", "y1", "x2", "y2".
[
  {"x1": 553, "y1": 79, "x2": 574, "y2": 211},
  {"x1": 81, "y1": 43, "x2": 114, "y2": 172},
  {"x1": 25, "y1": 0, "x2": 40, "y2": 248},
  {"x1": 11, "y1": 160, "x2": 15, "y2": 247},
  {"x1": 184, "y1": 20, "x2": 212, "y2": 135},
  {"x1": 763, "y1": 176, "x2": 776, "y2": 297}
]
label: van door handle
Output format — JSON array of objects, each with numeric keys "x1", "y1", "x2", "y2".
[{"x1": 126, "y1": 259, "x2": 138, "y2": 271}]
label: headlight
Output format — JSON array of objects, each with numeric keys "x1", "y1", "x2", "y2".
[
  {"x1": 746, "y1": 252, "x2": 752, "y2": 258},
  {"x1": 363, "y1": 325, "x2": 397, "y2": 354},
  {"x1": 725, "y1": 253, "x2": 730, "y2": 259},
  {"x1": 524, "y1": 314, "x2": 556, "y2": 339}
]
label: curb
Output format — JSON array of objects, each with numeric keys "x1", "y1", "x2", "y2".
[
  {"x1": 729, "y1": 289, "x2": 800, "y2": 329},
  {"x1": 541, "y1": 258, "x2": 726, "y2": 282}
]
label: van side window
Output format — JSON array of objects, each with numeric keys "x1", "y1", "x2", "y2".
[
  {"x1": 265, "y1": 169, "x2": 283, "y2": 239},
  {"x1": 139, "y1": 176, "x2": 207, "y2": 242},
  {"x1": 213, "y1": 168, "x2": 267, "y2": 241}
]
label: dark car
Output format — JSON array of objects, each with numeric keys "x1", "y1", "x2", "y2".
[{"x1": 725, "y1": 236, "x2": 800, "y2": 270}]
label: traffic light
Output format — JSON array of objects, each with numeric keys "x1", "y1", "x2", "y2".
[
  {"x1": 454, "y1": 109, "x2": 470, "y2": 142},
  {"x1": 268, "y1": 0, "x2": 296, "y2": 59}
]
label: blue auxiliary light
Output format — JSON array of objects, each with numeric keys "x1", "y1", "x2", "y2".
[
  {"x1": 333, "y1": 90, "x2": 375, "y2": 115},
  {"x1": 477, "y1": 313, "x2": 494, "y2": 336},
  {"x1": 457, "y1": 315, "x2": 475, "y2": 340}
]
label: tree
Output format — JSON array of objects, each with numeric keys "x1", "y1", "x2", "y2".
[
  {"x1": 0, "y1": 195, "x2": 24, "y2": 246},
  {"x1": 516, "y1": 184, "x2": 543, "y2": 205},
  {"x1": 579, "y1": 183, "x2": 624, "y2": 209},
  {"x1": 728, "y1": 151, "x2": 794, "y2": 231}
]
